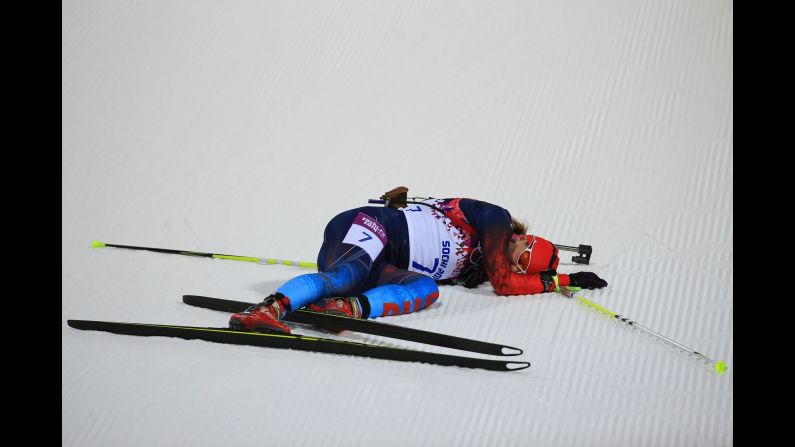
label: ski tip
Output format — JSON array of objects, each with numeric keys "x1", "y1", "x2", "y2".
[
  {"x1": 505, "y1": 362, "x2": 531, "y2": 371},
  {"x1": 182, "y1": 295, "x2": 218, "y2": 305},
  {"x1": 91, "y1": 240, "x2": 106, "y2": 248},
  {"x1": 501, "y1": 346, "x2": 524, "y2": 356},
  {"x1": 714, "y1": 361, "x2": 728, "y2": 375},
  {"x1": 183, "y1": 295, "x2": 213, "y2": 307}
]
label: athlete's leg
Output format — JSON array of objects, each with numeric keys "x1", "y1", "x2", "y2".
[
  {"x1": 312, "y1": 263, "x2": 440, "y2": 319},
  {"x1": 272, "y1": 209, "x2": 388, "y2": 312},
  {"x1": 230, "y1": 208, "x2": 390, "y2": 332},
  {"x1": 359, "y1": 263, "x2": 439, "y2": 318}
]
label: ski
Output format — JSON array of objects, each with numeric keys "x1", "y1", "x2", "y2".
[
  {"x1": 67, "y1": 320, "x2": 530, "y2": 372},
  {"x1": 183, "y1": 294, "x2": 523, "y2": 357}
]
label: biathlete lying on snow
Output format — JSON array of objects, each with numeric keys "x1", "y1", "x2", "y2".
[{"x1": 229, "y1": 187, "x2": 608, "y2": 333}]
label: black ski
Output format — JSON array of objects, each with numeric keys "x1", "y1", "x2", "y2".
[
  {"x1": 183, "y1": 294, "x2": 523, "y2": 357},
  {"x1": 67, "y1": 320, "x2": 530, "y2": 372}
]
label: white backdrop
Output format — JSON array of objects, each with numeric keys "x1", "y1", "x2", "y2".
[{"x1": 63, "y1": 1, "x2": 733, "y2": 445}]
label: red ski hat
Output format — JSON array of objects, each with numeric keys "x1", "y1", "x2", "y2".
[{"x1": 513, "y1": 234, "x2": 559, "y2": 274}]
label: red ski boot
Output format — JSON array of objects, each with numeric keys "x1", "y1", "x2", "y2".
[
  {"x1": 229, "y1": 294, "x2": 292, "y2": 334},
  {"x1": 309, "y1": 297, "x2": 362, "y2": 319}
]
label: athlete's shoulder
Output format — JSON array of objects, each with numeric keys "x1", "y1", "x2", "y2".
[
  {"x1": 457, "y1": 198, "x2": 509, "y2": 214},
  {"x1": 451, "y1": 199, "x2": 511, "y2": 233},
  {"x1": 432, "y1": 197, "x2": 501, "y2": 208}
]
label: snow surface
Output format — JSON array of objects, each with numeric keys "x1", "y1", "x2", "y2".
[{"x1": 63, "y1": 1, "x2": 733, "y2": 445}]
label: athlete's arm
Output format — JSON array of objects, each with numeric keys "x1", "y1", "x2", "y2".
[{"x1": 459, "y1": 199, "x2": 570, "y2": 296}]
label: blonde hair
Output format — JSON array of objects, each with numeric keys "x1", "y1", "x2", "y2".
[{"x1": 511, "y1": 218, "x2": 528, "y2": 236}]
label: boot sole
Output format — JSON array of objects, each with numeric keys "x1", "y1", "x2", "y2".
[{"x1": 229, "y1": 318, "x2": 290, "y2": 334}]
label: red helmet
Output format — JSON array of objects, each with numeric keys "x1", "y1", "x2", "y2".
[{"x1": 512, "y1": 234, "x2": 559, "y2": 274}]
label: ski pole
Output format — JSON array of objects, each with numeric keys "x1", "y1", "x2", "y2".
[
  {"x1": 559, "y1": 287, "x2": 728, "y2": 375},
  {"x1": 91, "y1": 241, "x2": 318, "y2": 269}
]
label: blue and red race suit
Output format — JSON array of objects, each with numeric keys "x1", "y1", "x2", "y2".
[{"x1": 274, "y1": 198, "x2": 571, "y2": 319}]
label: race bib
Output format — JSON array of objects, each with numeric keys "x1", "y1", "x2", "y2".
[
  {"x1": 401, "y1": 199, "x2": 474, "y2": 280},
  {"x1": 342, "y1": 212, "x2": 388, "y2": 261}
]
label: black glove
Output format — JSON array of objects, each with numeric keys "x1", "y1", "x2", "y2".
[
  {"x1": 439, "y1": 264, "x2": 489, "y2": 289},
  {"x1": 568, "y1": 272, "x2": 608, "y2": 289},
  {"x1": 461, "y1": 266, "x2": 489, "y2": 289}
]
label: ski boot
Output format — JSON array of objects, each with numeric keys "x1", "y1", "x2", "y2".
[
  {"x1": 309, "y1": 297, "x2": 362, "y2": 319},
  {"x1": 229, "y1": 293, "x2": 291, "y2": 334}
]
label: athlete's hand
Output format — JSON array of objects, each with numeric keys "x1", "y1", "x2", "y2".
[
  {"x1": 461, "y1": 266, "x2": 488, "y2": 288},
  {"x1": 568, "y1": 272, "x2": 608, "y2": 289}
]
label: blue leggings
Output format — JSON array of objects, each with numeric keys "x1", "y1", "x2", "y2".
[{"x1": 275, "y1": 208, "x2": 439, "y2": 319}]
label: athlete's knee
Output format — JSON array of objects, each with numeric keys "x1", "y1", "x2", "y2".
[{"x1": 319, "y1": 261, "x2": 368, "y2": 292}]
